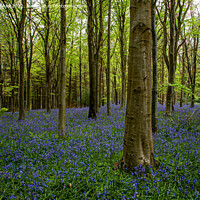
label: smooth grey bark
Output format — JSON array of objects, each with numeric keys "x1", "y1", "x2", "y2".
[{"x1": 120, "y1": 0, "x2": 154, "y2": 169}]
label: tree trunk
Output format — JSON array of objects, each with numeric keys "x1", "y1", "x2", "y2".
[
  {"x1": 161, "y1": 58, "x2": 165, "y2": 105},
  {"x1": 84, "y1": 64, "x2": 87, "y2": 107},
  {"x1": 180, "y1": 51, "x2": 185, "y2": 107},
  {"x1": 120, "y1": 15, "x2": 126, "y2": 109},
  {"x1": 56, "y1": 64, "x2": 59, "y2": 108},
  {"x1": 10, "y1": 50, "x2": 15, "y2": 113},
  {"x1": 8, "y1": 35, "x2": 15, "y2": 113},
  {"x1": 114, "y1": 65, "x2": 118, "y2": 105},
  {"x1": 73, "y1": 74, "x2": 77, "y2": 107},
  {"x1": 156, "y1": 0, "x2": 190, "y2": 113},
  {"x1": 102, "y1": 65, "x2": 105, "y2": 107},
  {"x1": 68, "y1": 64, "x2": 72, "y2": 108},
  {"x1": 45, "y1": 0, "x2": 51, "y2": 113},
  {"x1": 184, "y1": 26, "x2": 199, "y2": 108},
  {"x1": 99, "y1": 56, "x2": 103, "y2": 107},
  {"x1": 94, "y1": 1, "x2": 99, "y2": 114},
  {"x1": 87, "y1": 0, "x2": 96, "y2": 119},
  {"x1": 115, "y1": 1, "x2": 128, "y2": 109},
  {"x1": 32, "y1": 86, "x2": 35, "y2": 110},
  {"x1": 14, "y1": 55, "x2": 18, "y2": 111},
  {"x1": 37, "y1": 88, "x2": 40, "y2": 109},
  {"x1": 18, "y1": 0, "x2": 27, "y2": 120},
  {"x1": 79, "y1": 18, "x2": 82, "y2": 108},
  {"x1": 58, "y1": 0, "x2": 66, "y2": 138},
  {"x1": 99, "y1": 1, "x2": 103, "y2": 109},
  {"x1": 191, "y1": 83, "x2": 195, "y2": 108},
  {"x1": 151, "y1": 0, "x2": 158, "y2": 134},
  {"x1": 26, "y1": 0, "x2": 33, "y2": 112},
  {"x1": 106, "y1": 0, "x2": 111, "y2": 116},
  {"x1": 191, "y1": 36, "x2": 198, "y2": 108},
  {"x1": 165, "y1": 0, "x2": 175, "y2": 116},
  {"x1": 121, "y1": 0, "x2": 154, "y2": 169},
  {"x1": 40, "y1": 86, "x2": 42, "y2": 109}
]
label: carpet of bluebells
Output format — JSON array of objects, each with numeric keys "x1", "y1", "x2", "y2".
[{"x1": 0, "y1": 104, "x2": 199, "y2": 199}]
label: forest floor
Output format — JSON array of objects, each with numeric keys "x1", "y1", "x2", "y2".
[{"x1": 0, "y1": 104, "x2": 199, "y2": 199}]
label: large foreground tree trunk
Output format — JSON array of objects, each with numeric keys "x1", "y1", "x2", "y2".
[
  {"x1": 58, "y1": 0, "x2": 66, "y2": 138},
  {"x1": 122, "y1": 0, "x2": 154, "y2": 169}
]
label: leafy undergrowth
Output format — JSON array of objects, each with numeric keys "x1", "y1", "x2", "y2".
[{"x1": 0, "y1": 104, "x2": 199, "y2": 199}]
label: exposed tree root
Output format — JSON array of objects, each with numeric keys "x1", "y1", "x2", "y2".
[{"x1": 113, "y1": 157, "x2": 160, "y2": 171}]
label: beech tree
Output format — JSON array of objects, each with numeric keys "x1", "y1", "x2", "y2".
[
  {"x1": 79, "y1": 0, "x2": 83, "y2": 108},
  {"x1": 58, "y1": 0, "x2": 66, "y2": 138},
  {"x1": 44, "y1": 0, "x2": 51, "y2": 113},
  {"x1": 106, "y1": 0, "x2": 111, "y2": 116},
  {"x1": 87, "y1": 0, "x2": 97, "y2": 119},
  {"x1": 120, "y1": 0, "x2": 154, "y2": 169},
  {"x1": 94, "y1": 0, "x2": 103, "y2": 113}
]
